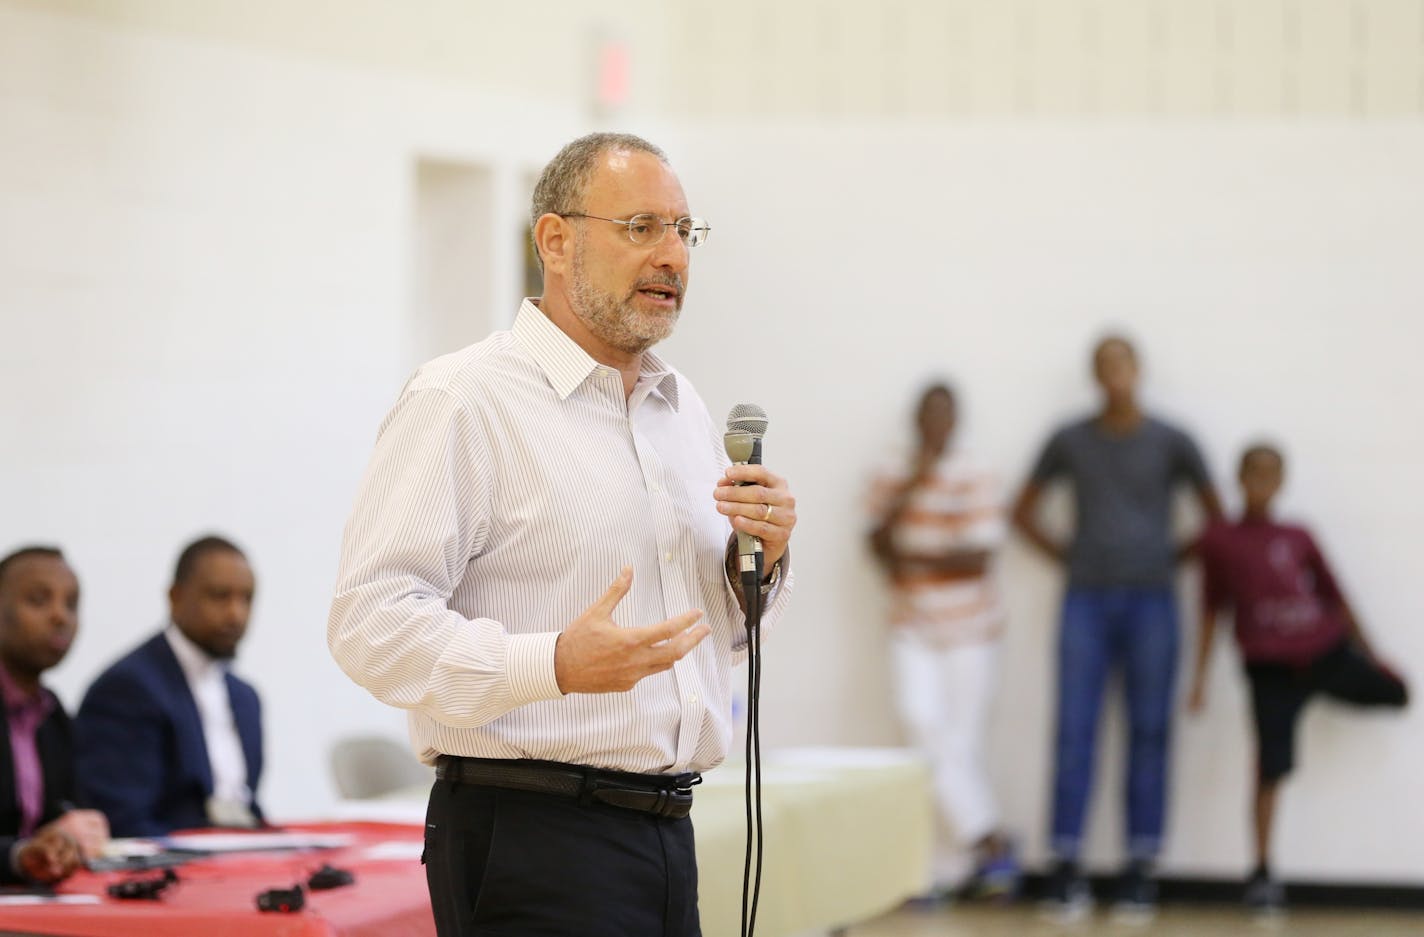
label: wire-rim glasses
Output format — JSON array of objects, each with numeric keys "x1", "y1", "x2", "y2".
[{"x1": 559, "y1": 212, "x2": 711, "y2": 248}]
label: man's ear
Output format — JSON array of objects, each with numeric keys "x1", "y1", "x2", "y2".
[{"x1": 533, "y1": 213, "x2": 572, "y2": 277}]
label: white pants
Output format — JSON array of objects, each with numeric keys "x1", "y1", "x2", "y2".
[{"x1": 891, "y1": 633, "x2": 1001, "y2": 884}]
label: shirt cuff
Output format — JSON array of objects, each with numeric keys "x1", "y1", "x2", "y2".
[
  {"x1": 760, "y1": 552, "x2": 788, "y2": 603},
  {"x1": 506, "y1": 631, "x2": 564, "y2": 703},
  {"x1": 760, "y1": 561, "x2": 793, "y2": 622}
]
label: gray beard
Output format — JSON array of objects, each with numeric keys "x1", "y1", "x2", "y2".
[{"x1": 570, "y1": 250, "x2": 680, "y2": 356}]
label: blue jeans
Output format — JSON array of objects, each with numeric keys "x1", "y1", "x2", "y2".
[{"x1": 1051, "y1": 586, "x2": 1179, "y2": 862}]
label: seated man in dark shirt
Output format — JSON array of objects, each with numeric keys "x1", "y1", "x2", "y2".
[
  {"x1": 0, "y1": 546, "x2": 109, "y2": 884},
  {"x1": 1188, "y1": 444, "x2": 1409, "y2": 915}
]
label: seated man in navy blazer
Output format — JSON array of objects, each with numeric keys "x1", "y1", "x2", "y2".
[
  {"x1": 1, "y1": 546, "x2": 109, "y2": 883},
  {"x1": 76, "y1": 536, "x2": 265, "y2": 837}
]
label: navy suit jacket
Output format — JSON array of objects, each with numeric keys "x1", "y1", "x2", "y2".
[
  {"x1": 74, "y1": 632, "x2": 263, "y2": 838},
  {"x1": 0, "y1": 694, "x2": 76, "y2": 884}
]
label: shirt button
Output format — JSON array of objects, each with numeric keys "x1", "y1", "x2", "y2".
[
  {"x1": 664, "y1": 552, "x2": 674, "y2": 563},
  {"x1": 687, "y1": 694, "x2": 698, "y2": 705}
]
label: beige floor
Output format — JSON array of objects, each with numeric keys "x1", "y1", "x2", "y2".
[{"x1": 843, "y1": 903, "x2": 1424, "y2": 937}]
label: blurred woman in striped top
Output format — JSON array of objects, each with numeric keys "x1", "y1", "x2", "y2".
[{"x1": 868, "y1": 382, "x2": 1018, "y2": 901}]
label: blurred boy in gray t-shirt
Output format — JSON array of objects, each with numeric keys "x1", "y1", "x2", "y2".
[{"x1": 1013, "y1": 335, "x2": 1221, "y2": 922}]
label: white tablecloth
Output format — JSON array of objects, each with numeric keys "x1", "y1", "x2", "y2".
[
  {"x1": 328, "y1": 746, "x2": 932, "y2": 936},
  {"x1": 692, "y1": 747, "x2": 932, "y2": 937}
]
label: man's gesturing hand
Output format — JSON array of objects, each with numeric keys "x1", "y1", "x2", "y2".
[{"x1": 553, "y1": 568, "x2": 709, "y2": 694}]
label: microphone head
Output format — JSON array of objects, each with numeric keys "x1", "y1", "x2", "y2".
[
  {"x1": 723, "y1": 430, "x2": 755, "y2": 464},
  {"x1": 726, "y1": 403, "x2": 768, "y2": 438}
]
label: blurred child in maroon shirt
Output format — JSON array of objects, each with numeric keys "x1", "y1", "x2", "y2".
[{"x1": 1188, "y1": 443, "x2": 1408, "y2": 915}]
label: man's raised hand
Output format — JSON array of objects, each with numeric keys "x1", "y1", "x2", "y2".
[{"x1": 553, "y1": 568, "x2": 708, "y2": 694}]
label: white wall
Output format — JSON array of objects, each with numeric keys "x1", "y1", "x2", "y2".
[
  {"x1": 658, "y1": 123, "x2": 1424, "y2": 881},
  {"x1": 0, "y1": 4, "x2": 659, "y2": 819}
]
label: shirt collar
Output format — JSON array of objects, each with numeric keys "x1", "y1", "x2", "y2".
[
  {"x1": 165, "y1": 623, "x2": 226, "y2": 684},
  {"x1": 0, "y1": 663, "x2": 55, "y2": 720},
  {"x1": 512, "y1": 298, "x2": 680, "y2": 411}
]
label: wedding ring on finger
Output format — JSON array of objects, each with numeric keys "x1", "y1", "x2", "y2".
[{"x1": 762, "y1": 503, "x2": 774, "y2": 522}]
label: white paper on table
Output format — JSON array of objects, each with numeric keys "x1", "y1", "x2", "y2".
[
  {"x1": 99, "y1": 838, "x2": 163, "y2": 859},
  {"x1": 0, "y1": 894, "x2": 104, "y2": 905},
  {"x1": 159, "y1": 831, "x2": 355, "y2": 853}
]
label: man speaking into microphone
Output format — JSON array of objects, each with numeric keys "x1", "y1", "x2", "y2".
[{"x1": 328, "y1": 132, "x2": 796, "y2": 937}]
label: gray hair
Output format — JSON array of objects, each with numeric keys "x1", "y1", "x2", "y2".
[{"x1": 529, "y1": 132, "x2": 668, "y2": 271}]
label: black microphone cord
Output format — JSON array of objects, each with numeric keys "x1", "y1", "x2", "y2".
[
  {"x1": 740, "y1": 558, "x2": 764, "y2": 937},
  {"x1": 723, "y1": 405, "x2": 771, "y2": 937}
]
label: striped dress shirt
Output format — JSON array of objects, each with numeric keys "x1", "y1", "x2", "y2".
[{"x1": 329, "y1": 299, "x2": 791, "y2": 776}]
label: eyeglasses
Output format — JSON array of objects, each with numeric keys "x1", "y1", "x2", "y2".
[{"x1": 559, "y1": 212, "x2": 711, "y2": 248}]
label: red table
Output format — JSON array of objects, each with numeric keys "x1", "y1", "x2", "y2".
[{"x1": 0, "y1": 822, "x2": 434, "y2": 937}]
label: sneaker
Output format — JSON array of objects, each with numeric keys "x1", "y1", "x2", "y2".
[
  {"x1": 1040, "y1": 860, "x2": 1092, "y2": 923},
  {"x1": 966, "y1": 840, "x2": 1021, "y2": 902},
  {"x1": 1244, "y1": 871, "x2": 1285, "y2": 917},
  {"x1": 1110, "y1": 860, "x2": 1159, "y2": 924}
]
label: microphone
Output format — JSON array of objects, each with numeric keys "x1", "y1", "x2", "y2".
[{"x1": 723, "y1": 404, "x2": 769, "y2": 589}]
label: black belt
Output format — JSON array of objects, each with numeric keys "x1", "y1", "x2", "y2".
[{"x1": 435, "y1": 756, "x2": 700, "y2": 820}]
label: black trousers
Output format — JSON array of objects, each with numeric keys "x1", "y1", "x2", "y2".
[
  {"x1": 423, "y1": 777, "x2": 701, "y2": 937},
  {"x1": 1247, "y1": 641, "x2": 1409, "y2": 782}
]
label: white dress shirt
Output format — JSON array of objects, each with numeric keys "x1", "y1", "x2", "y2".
[
  {"x1": 163, "y1": 625, "x2": 253, "y2": 821},
  {"x1": 329, "y1": 299, "x2": 791, "y2": 775}
]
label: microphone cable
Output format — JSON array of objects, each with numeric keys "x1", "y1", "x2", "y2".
[
  {"x1": 724, "y1": 403, "x2": 771, "y2": 937},
  {"x1": 740, "y1": 556, "x2": 764, "y2": 937}
]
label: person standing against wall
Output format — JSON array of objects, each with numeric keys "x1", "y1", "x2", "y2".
[
  {"x1": 868, "y1": 382, "x2": 1019, "y2": 901},
  {"x1": 1012, "y1": 336, "x2": 1222, "y2": 922},
  {"x1": 1188, "y1": 443, "x2": 1408, "y2": 916}
]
